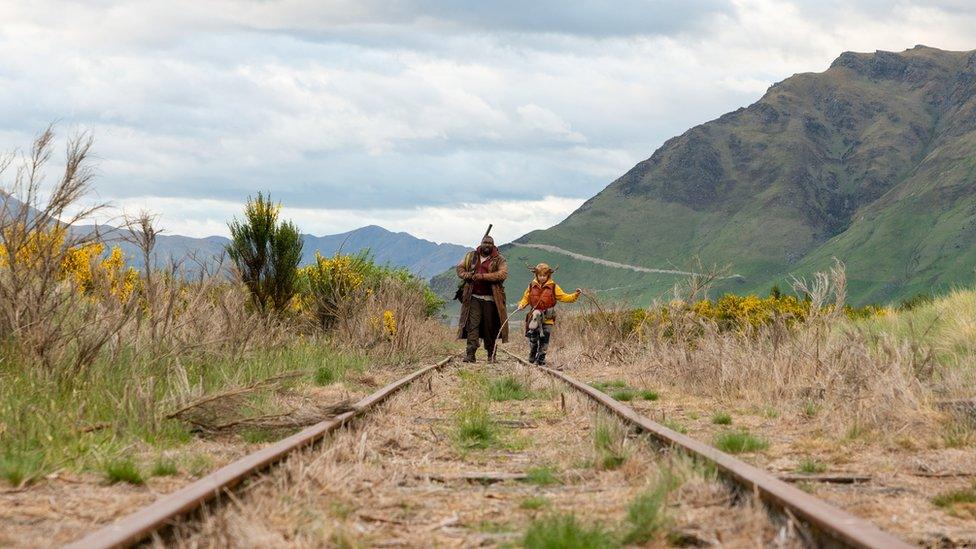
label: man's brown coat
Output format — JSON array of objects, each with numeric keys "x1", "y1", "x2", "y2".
[{"x1": 455, "y1": 249, "x2": 509, "y2": 342}]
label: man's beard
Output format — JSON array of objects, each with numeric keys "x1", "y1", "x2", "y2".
[{"x1": 480, "y1": 245, "x2": 493, "y2": 255}]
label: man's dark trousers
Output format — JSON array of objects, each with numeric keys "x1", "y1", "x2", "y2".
[{"x1": 466, "y1": 297, "x2": 499, "y2": 360}]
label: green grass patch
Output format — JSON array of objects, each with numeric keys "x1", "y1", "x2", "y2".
[
  {"x1": 713, "y1": 430, "x2": 769, "y2": 454},
  {"x1": 523, "y1": 513, "x2": 618, "y2": 549},
  {"x1": 0, "y1": 341, "x2": 355, "y2": 481},
  {"x1": 711, "y1": 412, "x2": 732, "y2": 425},
  {"x1": 611, "y1": 388, "x2": 635, "y2": 401},
  {"x1": 802, "y1": 401, "x2": 819, "y2": 418},
  {"x1": 663, "y1": 419, "x2": 688, "y2": 434},
  {"x1": 456, "y1": 406, "x2": 498, "y2": 449},
  {"x1": 591, "y1": 380, "x2": 627, "y2": 392},
  {"x1": 933, "y1": 484, "x2": 976, "y2": 508},
  {"x1": 488, "y1": 376, "x2": 531, "y2": 401},
  {"x1": 593, "y1": 421, "x2": 627, "y2": 470},
  {"x1": 313, "y1": 352, "x2": 367, "y2": 386},
  {"x1": 474, "y1": 520, "x2": 514, "y2": 533},
  {"x1": 104, "y1": 458, "x2": 144, "y2": 485},
  {"x1": 241, "y1": 427, "x2": 282, "y2": 444},
  {"x1": 520, "y1": 496, "x2": 550, "y2": 510},
  {"x1": 638, "y1": 390, "x2": 659, "y2": 401},
  {"x1": 186, "y1": 454, "x2": 213, "y2": 477},
  {"x1": 151, "y1": 457, "x2": 179, "y2": 477},
  {"x1": 0, "y1": 449, "x2": 43, "y2": 486},
  {"x1": 525, "y1": 466, "x2": 560, "y2": 486},
  {"x1": 622, "y1": 475, "x2": 676, "y2": 545},
  {"x1": 796, "y1": 458, "x2": 827, "y2": 474}
]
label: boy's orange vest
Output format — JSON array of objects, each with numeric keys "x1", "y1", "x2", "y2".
[{"x1": 528, "y1": 282, "x2": 557, "y2": 310}]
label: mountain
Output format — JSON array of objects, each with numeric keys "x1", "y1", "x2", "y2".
[
  {"x1": 485, "y1": 45, "x2": 976, "y2": 305},
  {"x1": 0, "y1": 196, "x2": 466, "y2": 280},
  {"x1": 118, "y1": 225, "x2": 467, "y2": 280}
]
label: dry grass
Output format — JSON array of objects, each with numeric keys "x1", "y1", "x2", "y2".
[
  {"x1": 552, "y1": 265, "x2": 952, "y2": 443},
  {"x1": 535, "y1": 266, "x2": 976, "y2": 545},
  {"x1": 169, "y1": 356, "x2": 798, "y2": 547}
]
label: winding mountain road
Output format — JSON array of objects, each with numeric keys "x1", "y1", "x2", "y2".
[{"x1": 512, "y1": 242, "x2": 743, "y2": 279}]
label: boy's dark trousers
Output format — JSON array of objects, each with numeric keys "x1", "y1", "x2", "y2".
[{"x1": 526, "y1": 324, "x2": 552, "y2": 365}]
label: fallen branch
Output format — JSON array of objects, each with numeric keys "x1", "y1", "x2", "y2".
[{"x1": 165, "y1": 371, "x2": 305, "y2": 420}]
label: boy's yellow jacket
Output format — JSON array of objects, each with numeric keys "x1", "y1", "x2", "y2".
[{"x1": 517, "y1": 279, "x2": 579, "y2": 325}]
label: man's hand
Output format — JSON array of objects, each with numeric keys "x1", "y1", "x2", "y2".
[
  {"x1": 472, "y1": 273, "x2": 485, "y2": 281},
  {"x1": 461, "y1": 271, "x2": 474, "y2": 281}
]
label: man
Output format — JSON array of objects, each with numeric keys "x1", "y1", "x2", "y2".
[
  {"x1": 456, "y1": 235, "x2": 508, "y2": 362},
  {"x1": 516, "y1": 263, "x2": 580, "y2": 365}
]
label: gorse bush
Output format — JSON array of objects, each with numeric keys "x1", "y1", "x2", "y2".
[
  {"x1": 227, "y1": 192, "x2": 303, "y2": 313},
  {"x1": 623, "y1": 292, "x2": 886, "y2": 336},
  {"x1": 297, "y1": 250, "x2": 443, "y2": 330}
]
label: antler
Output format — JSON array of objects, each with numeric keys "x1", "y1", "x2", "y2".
[
  {"x1": 524, "y1": 261, "x2": 535, "y2": 272},
  {"x1": 551, "y1": 264, "x2": 560, "y2": 274}
]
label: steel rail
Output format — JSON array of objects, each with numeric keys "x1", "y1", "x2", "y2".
[
  {"x1": 65, "y1": 355, "x2": 455, "y2": 549},
  {"x1": 500, "y1": 348, "x2": 912, "y2": 549}
]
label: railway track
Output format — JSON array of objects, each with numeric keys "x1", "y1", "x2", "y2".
[{"x1": 64, "y1": 350, "x2": 911, "y2": 548}]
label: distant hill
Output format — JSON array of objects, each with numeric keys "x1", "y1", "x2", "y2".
[
  {"x1": 462, "y1": 45, "x2": 976, "y2": 306},
  {"x1": 115, "y1": 225, "x2": 468, "y2": 280},
  {"x1": 0, "y1": 196, "x2": 466, "y2": 280}
]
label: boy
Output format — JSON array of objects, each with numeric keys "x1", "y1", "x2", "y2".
[{"x1": 516, "y1": 263, "x2": 581, "y2": 365}]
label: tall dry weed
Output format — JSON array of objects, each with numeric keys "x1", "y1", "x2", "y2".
[{"x1": 555, "y1": 262, "x2": 942, "y2": 438}]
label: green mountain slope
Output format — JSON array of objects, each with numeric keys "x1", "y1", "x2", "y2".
[{"x1": 505, "y1": 46, "x2": 976, "y2": 305}]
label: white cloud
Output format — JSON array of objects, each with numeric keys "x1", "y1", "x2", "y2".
[
  {"x1": 83, "y1": 195, "x2": 586, "y2": 246},
  {"x1": 0, "y1": 1, "x2": 975, "y2": 242}
]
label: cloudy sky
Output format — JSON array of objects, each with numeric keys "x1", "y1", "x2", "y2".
[{"x1": 1, "y1": 1, "x2": 975, "y2": 245}]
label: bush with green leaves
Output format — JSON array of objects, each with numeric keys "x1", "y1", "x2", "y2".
[{"x1": 227, "y1": 192, "x2": 303, "y2": 313}]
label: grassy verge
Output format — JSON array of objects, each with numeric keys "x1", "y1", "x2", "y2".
[{"x1": 0, "y1": 342, "x2": 366, "y2": 486}]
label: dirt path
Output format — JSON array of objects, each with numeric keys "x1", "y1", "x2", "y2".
[
  {"x1": 511, "y1": 243, "x2": 743, "y2": 279},
  {"x1": 173, "y1": 354, "x2": 793, "y2": 547}
]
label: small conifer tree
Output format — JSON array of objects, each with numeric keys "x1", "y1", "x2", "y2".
[{"x1": 227, "y1": 193, "x2": 303, "y2": 312}]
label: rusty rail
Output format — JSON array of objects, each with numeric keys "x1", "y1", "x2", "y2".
[
  {"x1": 500, "y1": 348, "x2": 912, "y2": 549},
  {"x1": 65, "y1": 355, "x2": 455, "y2": 549}
]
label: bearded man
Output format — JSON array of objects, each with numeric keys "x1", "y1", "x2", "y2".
[{"x1": 456, "y1": 235, "x2": 508, "y2": 363}]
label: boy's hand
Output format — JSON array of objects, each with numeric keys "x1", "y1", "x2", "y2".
[{"x1": 574, "y1": 288, "x2": 582, "y2": 295}]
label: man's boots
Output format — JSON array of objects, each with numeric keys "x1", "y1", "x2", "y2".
[{"x1": 536, "y1": 352, "x2": 547, "y2": 366}]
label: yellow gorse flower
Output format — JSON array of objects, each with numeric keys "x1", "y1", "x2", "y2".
[
  {"x1": 0, "y1": 225, "x2": 137, "y2": 301},
  {"x1": 382, "y1": 310, "x2": 397, "y2": 337}
]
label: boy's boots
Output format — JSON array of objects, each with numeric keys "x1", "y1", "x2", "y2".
[{"x1": 536, "y1": 352, "x2": 547, "y2": 366}]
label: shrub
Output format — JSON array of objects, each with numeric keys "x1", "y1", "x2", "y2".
[
  {"x1": 298, "y1": 251, "x2": 442, "y2": 331},
  {"x1": 898, "y1": 292, "x2": 933, "y2": 311},
  {"x1": 227, "y1": 192, "x2": 303, "y2": 313}
]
